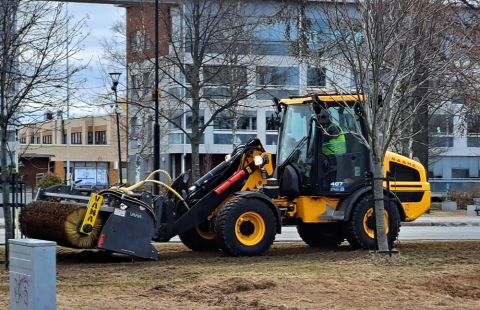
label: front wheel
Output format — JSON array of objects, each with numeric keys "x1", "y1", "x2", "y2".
[
  {"x1": 179, "y1": 221, "x2": 218, "y2": 251},
  {"x1": 344, "y1": 197, "x2": 400, "y2": 250},
  {"x1": 214, "y1": 197, "x2": 276, "y2": 256}
]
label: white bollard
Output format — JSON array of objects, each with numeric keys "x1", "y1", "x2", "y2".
[
  {"x1": 441, "y1": 201, "x2": 457, "y2": 211},
  {"x1": 467, "y1": 205, "x2": 480, "y2": 216},
  {"x1": 9, "y1": 239, "x2": 57, "y2": 310}
]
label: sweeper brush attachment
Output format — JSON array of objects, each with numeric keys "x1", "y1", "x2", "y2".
[{"x1": 21, "y1": 200, "x2": 104, "y2": 249}]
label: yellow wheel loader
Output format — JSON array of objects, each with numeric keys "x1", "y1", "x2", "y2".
[{"x1": 21, "y1": 94, "x2": 430, "y2": 259}]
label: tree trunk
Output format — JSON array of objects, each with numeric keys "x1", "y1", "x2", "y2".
[
  {"x1": 232, "y1": 110, "x2": 238, "y2": 149},
  {"x1": 191, "y1": 139, "x2": 200, "y2": 182},
  {"x1": 372, "y1": 158, "x2": 389, "y2": 252},
  {"x1": 1, "y1": 122, "x2": 12, "y2": 250}
]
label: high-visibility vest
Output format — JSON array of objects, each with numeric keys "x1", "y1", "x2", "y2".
[{"x1": 322, "y1": 124, "x2": 347, "y2": 155}]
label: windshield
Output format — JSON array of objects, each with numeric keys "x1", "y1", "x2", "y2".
[{"x1": 277, "y1": 105, "x2": 312, "y2": 165}]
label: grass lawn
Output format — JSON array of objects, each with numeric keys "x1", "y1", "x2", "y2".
[{"x1": 1, "y1": 241, "x2": 480, "y2": 309}]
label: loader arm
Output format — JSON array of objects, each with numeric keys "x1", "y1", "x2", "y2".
[{"x1": 169, "y1": 160, "x2": 258, "y2": 237}]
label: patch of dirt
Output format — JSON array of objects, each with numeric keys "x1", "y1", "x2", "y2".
[
  {"x1": 425, "y1": 273, "x2": 480, "y2": 299},
  {"x1": 149, "y1": 278, "x2": 281, "y2": 309}
]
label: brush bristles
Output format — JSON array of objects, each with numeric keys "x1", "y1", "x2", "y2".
[{"x1": 21, "y1": 200, "x2": 104, "y2": 249}]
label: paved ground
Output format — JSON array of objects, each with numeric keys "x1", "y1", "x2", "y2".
[
  {"x1": 2, "y1": 225, "x2": 480, "y2": 246},
  {"x1": 2, "y1": 215, "x2": 480, "y2": 230}
]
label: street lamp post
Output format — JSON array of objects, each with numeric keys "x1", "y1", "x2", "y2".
[
  {"x1": 153, "y1": 0, "x2": 160, "y2": 195},
  {"x1": 109, "y1": 72, "x2": 123, "y2": 184}
]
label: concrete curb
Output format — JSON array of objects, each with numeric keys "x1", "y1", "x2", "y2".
[{"x1": 403, "y1": 221, "x2": 480, "y2": 227}]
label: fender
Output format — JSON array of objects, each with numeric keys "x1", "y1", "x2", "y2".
[
  {"x1": 234, "y1": 191, "x2": 282, "y2": 234},
  {"x1": 336, "y1": 186, "x2": 406, "y2": 221}
]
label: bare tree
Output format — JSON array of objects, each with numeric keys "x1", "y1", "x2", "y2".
[
  {"x1": 96, "y1": 14, "x2": 172, "y2": 184},
  {"x1": 123, "y1": 0, "x2": 280, "y2": 182},
  {"x1": 280, "y1": 0, "x2": 474, "y2": 251},
  {"x1": 1, "y1": 1, "x2": 86, "y2": 246}
]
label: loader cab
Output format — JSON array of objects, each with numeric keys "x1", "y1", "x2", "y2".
[{"x1": 276, "y1": 95, "x2": 370, "y2": 197}]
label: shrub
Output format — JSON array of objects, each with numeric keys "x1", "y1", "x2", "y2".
[
  {"x1": 449, "y1": 187, "x2": 480, "y2": 209},
  {"x1": 37, "y1": 172, "x2": 63, "y2": 189}
]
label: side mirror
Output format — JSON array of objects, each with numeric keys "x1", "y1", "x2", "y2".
[{"x1": 272, "y1": 97, "x2": 282, "y2": 114}]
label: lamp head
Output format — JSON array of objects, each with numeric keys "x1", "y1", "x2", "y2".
[{"x1": 109, "y1": 72, "x2": 122, "y2": 87}]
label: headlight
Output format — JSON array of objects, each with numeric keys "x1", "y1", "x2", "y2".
[
  {"x1": 225, "y1": 154, "x2": 231, "y2": 161},
  {"x1": 254, "y1": 155, "x2": 264, "y2": 166}
]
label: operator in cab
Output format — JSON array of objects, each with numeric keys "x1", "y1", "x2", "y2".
[{"x1": 320, "y1": 116, "x2": 347, "y2": 185}]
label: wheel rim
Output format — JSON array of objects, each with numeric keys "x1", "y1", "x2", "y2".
[
  {"x1": 235, "y1": 212, "x2": 265, "y2": 246},
  {"x1": 363, "y1": 208, "x2": 389, "y2": 239},
  {"x1": 196, "y1": 226, "x2": 215, "y2": 240}
]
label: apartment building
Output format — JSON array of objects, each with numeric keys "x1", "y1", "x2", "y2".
[
  {"x1": 19, "y1": 112, "x2": 127, "y2": 188},
  {"x1": 125, "y1": 1, "x2": 475, "y2": 196},
  {"x1": 124, "y1": 1, "x2": 352, "y2": 183},
  {"x1": 428, "y1": 103, "x2": 480, "y2": 195}
]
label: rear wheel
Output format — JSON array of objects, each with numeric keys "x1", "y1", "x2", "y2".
[
  {"x1": 344, "y1": 197, "x2": 400, "y2": 250},
  {"x1": 179, "y1": 221, "x2": 218, "y2": 251},
  {"x1": 297, "y1": 223, "x2": 344, "y2": 247},
  {"x1": 215, "y1": 197, "x2": 276, "y2": 256}
]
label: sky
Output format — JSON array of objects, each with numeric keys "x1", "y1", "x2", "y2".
[{"x1": 66, "y1": 3, "x2": 125, "y2": 117}]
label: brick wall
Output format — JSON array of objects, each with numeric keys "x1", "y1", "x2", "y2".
[
  {"x1": 20, "y1": 157, "x2": 50, "y2": 188},
  {"x1": 126, "y1": 4, "x2": 170, "y2": 64}
]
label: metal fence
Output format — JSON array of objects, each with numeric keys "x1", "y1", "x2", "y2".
[{"x1": 0, "y1": 173, "x2": 28, "y2": 267}]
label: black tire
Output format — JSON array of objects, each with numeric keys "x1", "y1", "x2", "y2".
[
  {"x1": 344, "y1": 196, "x2": 400, "y2": 250},
  {"x1": 179, "y1": 221, "x2": 219, "y2": 251},
  {"x1": 214, "y1": 197, "x2": 276, "y2": 257},
  {"x1": 297, "y1": 223, "x2": 344, "y2": 247}
]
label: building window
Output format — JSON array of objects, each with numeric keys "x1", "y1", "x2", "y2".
[
  {"x1": 95, "y1": 131, "x2": 107, "y2": 144},
  {"x1": 429, "y1": 114, "x2": 454, "y2": 148},
  {"x1": 452, "y1": 169, "x2": 469, "y2": 179},
  {"x1": 430, "y1": 136, "x2": 454, "y2": 147},
  {"x1": 213, "y1": 110, "x2": 256, "y2": 131},
  {"x1": 186, "y1": 134, "x2": 205, "y2": 144},
  {"x1": 186, "y1": 110, "x2": 204, "y2": 129},
  {"x1": 307, "y1": 67, "x2": 326, "y2": 87},
  {"x1": 169, "y1": 110, "x2": 184, "y2": 129},
  {"x1": 168, "y1": 133, "x2": 184, "y2": 144},
  {"x1": 430, "y1": 114, "x2": 454, "y2": 135},
  {"x1": 20, "y1": 137, "x2": 26, "y2": 144},
  {"x1": 214, "y1": 110, "x2": 233, "y2": 130},
  {"x1": 30, "y1": 136, "x2": 35, "y2": 144},
  {"x1": 256, "y1": 66, "x2": 299, "y2": 86},
  {"x1": 266, "y1": 135, "x2": 278, "y2": 145},
  {"x1": 88, "y1": 132, "x2": 93, "y2": 145},
  {"x1": 266, "y1": 111, "x2": 283, "y2": 131},
  {"x1": 63, "y1": 134, "x2": 67, "y2": 144},
  {"x1": 131, "y1": 75, "x2": 139, "y2": 100},
  {"x1": 36, "y1": 137, "x2": 40, "y2": 144},
  {"x1": 42, "y1": 135, "x2": 52, "y2": 144},
  {"x1": 145, "y1": 30, "x2": 151, "y2": 50},
  {"x1": 204, "y1": 65, "x2": 247, "y2": 86},
  {"x1": 255, "y1": 89, "x2": 299, "y2": 100},
  {"x1": 237, "y1": 111, "x2": 257, "y2": 130},
  {"x1": 214, "y1": 133, "x2": 256, "y2": 144},
  {"x1": 142, "y1": 72, "x2": 151, "y2": 95},
  {"x1": 71, "y1": 132, "x2": 82, "y2": 144},
  {"x1": 467, "y1": 115, "x2": 480, "y2": 147},
  {"x1": 130, "y1": 30, "x2": 149, "y2": 53}
]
